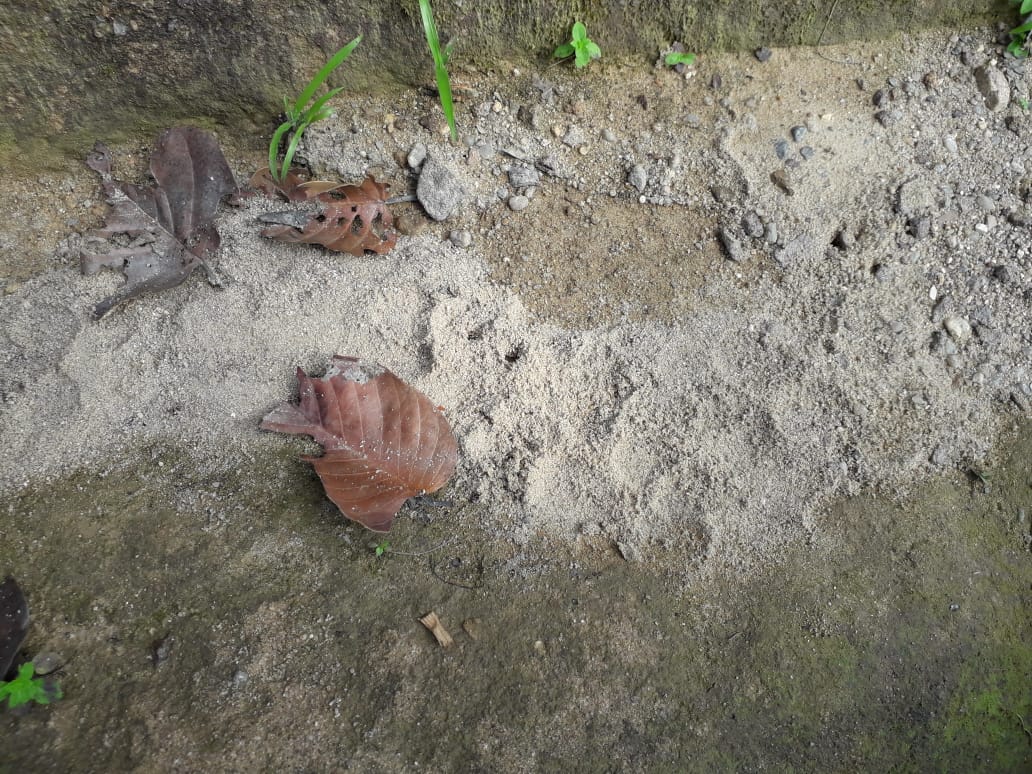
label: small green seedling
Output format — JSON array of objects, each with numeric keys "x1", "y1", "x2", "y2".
[
  {"x1": 1008, "y1": 0, "x2": 1032, "y2": 58},
  {"x1": 664, "y1": 51, "x2": 697, "y2": 68},
  {"x1": 374, "y1": 539, "x2": 391, "y2": 558},
  {"x1": 0, "y1": 663, "x2": 61, "y2": 710},
  {"x1": 419, "y1": 0, "x2": 458, "y2": 141},
  {"x1": 269, "y1": 35, "x2": 362, "y2": 183},
  {"x1": 554, "y1": 22, "x2": 601, "y2": 69}
]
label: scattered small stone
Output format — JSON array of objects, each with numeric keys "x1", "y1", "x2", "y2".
[
  {"x1": 754, "y1": 47, "x2": 772, "y2": 62},
  {"x1": 449, "y1": 230, "x2": 473, "y2": 248},
  {"x1": 774, "y1": 139, "x2": 789, "y2": 160},
  {"x1": 741, "y1": 211, "x2": 764, "y2": 239},
  {"x1": 628, "y1": 164, "x2": 648, "y2": 194},
  {"x1": 719, "y1": 226, "x2": 749, "y2": 262},
  {"x1": 416, "y1": 153, "x2": 469, "y2": 221},
  {"x1": 508, "y1": 164, "x2": 540, "y2": 189},
  {"x1": 875, "y1": 109, "x2": 903, "y2": 127},
  {"x1": 974, "y1": 63, "x2": 1010, "y2": 111},
  {"x1": 231, "y1": 669, "x2": 249, "y2": 689},
  {"x1": 943, "y1": 316, "x2": 973, "y2": 344},
  {"x1": 872, "y1": 89, "x2": 890, "y2": 108},
  {"x1": 975, "y1": 194, "x2": 996, "y2": 212},
  {"x1": 508, "y1": 194, "x2": 530, "y2": 212},
  {"x1": 601, "y1": 128, "x2": 617, "y2": 142},
  {"x1": 790, "y1": 125, "x2": 807, "y2": 143},
  {"x1": 684, "y1": 113, "x2": 701, "y2": 128},
  {"x1": 799, "y1": 146, "x2": 815, "y2": 161},
  {"x1": 563, "y1": 126, "x2": 587, "y2": 148},
  {"x1": 943, "y1": 135, "x2": 958, "y2": 154},
  {"x1": 407, "y1": 143, "x2": 427, "y2": 170},
  {"x1": 764, "y1": 221, "x2": 779, "y2": 244},
  {"x1": 31, "y1": 652, "x2": 63, "y2": 676}
]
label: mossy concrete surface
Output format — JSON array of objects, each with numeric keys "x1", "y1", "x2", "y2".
[
  {"x1": 1, "y1": 425, "x2": 1029, "y2": 770},
  {"x1": 0, "y1": 0, "x2": 1008, "y2": 171}
]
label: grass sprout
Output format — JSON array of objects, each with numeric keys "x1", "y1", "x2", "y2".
[{"x1": 269, "y1": 35, "x2": 361, "y2": 183}]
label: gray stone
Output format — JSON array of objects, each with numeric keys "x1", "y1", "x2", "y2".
[
  {"x1": 719, "y1": 226, "x2": 749, "y2": 262},
  {"x1": 628, "y1": 164, "x2": 648, "y2": 194},
  {"x1": 449, "y1": 230, "x2": 473, "y2": 248},
  {"x1": 562, "y1": 126, "x2": 587, "y2": 148},
  {"x1": 974, "y1": 64, "x2": 1010, "y2": 111},
  {"x1": 417, "y1": 153, "x2": 469, "y2": 221},
  {"x1": 32, "y1": 652, "x2": 63, "y2": 676},
  {"x1": 790, "y1": 125, "x2": 807, "y2": 143},
  {"x1": 508, "y1": 194, "x2": 530, "y2": 211},
  {"x1": 799, "y1": 146, "x2": 815, "y2": 160},
  {"x1": 407, "y1": 143, "x2": 427, "y2": 170},
  {"x1": 754, "y1": 47, "x2": 772, "y2": 62},
  {"x1": 741, "y1": 211, "x2": 764, "y2": 238},
  {"x1": 774, "y1": 139, "x2": 789, "y2": 160},
  {"x1": 508, "y1": 164, "x2": 541, "y2": 189},
  {"x1": 944, "y1": 316, "x2": 973, "y2": 344}
]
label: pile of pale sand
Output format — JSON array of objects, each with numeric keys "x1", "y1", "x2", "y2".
[{"x1": 0, "y1": 184, "x2": 1004, "y2": 571}]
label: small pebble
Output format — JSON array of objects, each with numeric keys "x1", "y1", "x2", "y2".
[
  {"x1": 601, "y1": 128, "x2": 616, "y2": 142},
  {"x1": 32, "y1": 653, "x2": 63, "y2": 676},
  {"x1": 774, "y1": 139, "x2": 789, "y2": 160},
  {"x1": 508, "y1": 194, "x2": 530, "y2": 211},
  {"x1": 790, "y1": 125, "x2": 807, "y2": 143},
  {"x1": 407, "y1": 143, "x2": 427, "y2": 170},
  {"x1": 944, "y1": 316, "x2": 972, "y2": 344},
  {"x1": 799, "y1": 146, "x2": 815, "y2": 160},
  {"x1": 754, "y1": 47, "x2": 772, "y2": 62},
  {"x1": 943, "y1": 135, "x2": 958, "y2": 154},
  {"x1": 628, "y1": 164, "x2": 648, "y2": 194},
  {"x1": 449, "y1": 230, "x2": 473, "y2": 248}
]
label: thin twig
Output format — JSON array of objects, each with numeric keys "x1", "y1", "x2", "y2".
[
  {"x1": 428, "y1": 555, "x2": 483, "y2": 590},
  {"x1": 389, "y1": 536, "x2": 459, "y2": 557},
  {"x1": 814, "y1": 0, "x2": 863, "y2": 68}
]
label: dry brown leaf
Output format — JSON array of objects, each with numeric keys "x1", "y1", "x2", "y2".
[
  {"x1": 250, "y1": 169, "x2": 397, "y2": 256},
  {"x1": 261, "y1": 356, "x2": 458, "y2": 532},
  {"x1": 81, "y1": 127, "x2": 237, "y2": 318}
]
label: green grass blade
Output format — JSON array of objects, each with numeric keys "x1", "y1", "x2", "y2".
[
  {"x1": 302, "y1": 86, "x2": 346, "y2": 123},
  {"x1": 280, "y1": 125, "x2": 307, "y2": 182},
  {"x1": 269, "y1": 120, "x2": 294, "y2": 182},
  {"x1": 435, "y1": 64, "x2": 457, "y2": 141},
  {"x1": 419, "y1": 0, "x2": 442, "y2": 61},
  {"x1": 292, "y1": 35, "x2": 361, "y2": 114}
]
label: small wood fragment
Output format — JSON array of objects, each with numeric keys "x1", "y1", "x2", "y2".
[{"x1": 419, "y1": 611, "x2": 454, "y2": 648}]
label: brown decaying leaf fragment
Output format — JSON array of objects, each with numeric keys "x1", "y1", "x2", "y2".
[
  {"x1": 249, "y1": 168, "x2": 397, "y2": 256},
  {"x1": 80, "y1": 127, "x2": 237, "y2": 318},
  {"x1": 261, "y1": 356, "x2": 458, "y2": 532},
  {"x1": 419, "y1": 612, "x2": 454, "y2": 648}
]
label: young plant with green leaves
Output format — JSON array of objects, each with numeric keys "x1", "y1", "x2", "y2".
[
  {"x1": 269, "y1": 35, "x2": 362, "y2": 183},
  {"x1": 0, "y1": 663, "x2": 61, "y2": 710},
  {"x1": 418, "y1": 0, "x2": 458, "y2": 141},
  {"x1": 554, "y1": 22, "x2": 601, "y2": 69},
  {"x1": 665, "y1": 51, "x2": 697, "y2": 68},
  {"x1": 1009, "y1": 0, "x2": 1032, "y2": 58}
]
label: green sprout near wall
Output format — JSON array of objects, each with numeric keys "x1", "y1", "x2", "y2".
[
  {"x1": 554, "y1": 22, "x2": 602, "y2": 69},
  {"x1": 1008, "y1": 0, "x2": 1032, "y2": 58},
  {"x1": 269, "y1": 35, "x2": 362, "y2": 183},
  {"x1": 419, "y1": 0, "x2": 458, "y2": 141},
  {"x1": 0, "y1": 663, "x2": 61, "y2": 710}
]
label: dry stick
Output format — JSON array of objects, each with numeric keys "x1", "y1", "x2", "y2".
[
  {"x1": 388, "y1": 536, "x2": 459, "y2": 557},
  {"x1": 814, "y1": 0, "x2": 862, "y2": 67}
]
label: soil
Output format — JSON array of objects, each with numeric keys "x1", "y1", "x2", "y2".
[{"x1": 1, "y1": 27, "x2": 1030, "y2": 772}]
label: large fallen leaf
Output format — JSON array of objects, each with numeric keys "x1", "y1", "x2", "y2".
[
  {"x1": 261, "y1": 356, "x2": 458, "y2": 532},
  {"x1": 0, "y1": 577, "x2": 29, "y2": 680},
  {"x1": 251, "y1": 169, "x2": 397, "y2": 256},
  {"x1": 81, "y1": 127, "x2": 237, "y2": 318}
]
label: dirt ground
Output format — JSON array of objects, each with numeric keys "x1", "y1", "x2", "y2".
[{"x1": 1, "y1": 25, "x2": 1030, "y2": 772}]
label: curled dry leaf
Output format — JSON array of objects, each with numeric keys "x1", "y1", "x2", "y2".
[
  {"x1": 0, "y1": 577, "x2": 29, "y2": 680},
  {"x1": 80, "y1": 127, "x2": 237, "y2": 318},
  {"x1": 250, "y1": 168, "x2": 397, "y2": 256},
  {"x1": 261, "y1": 356, "x2": 458, "y2": 532}
]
